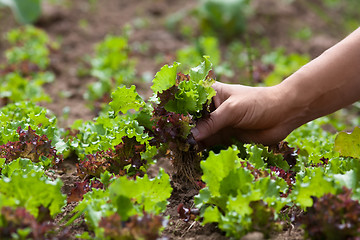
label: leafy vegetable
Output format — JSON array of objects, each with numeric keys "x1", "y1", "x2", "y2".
[
  {"x1": 0, "y1": 101, "x2": 65, "y2": 151},
  {"x1": 0, "y1": 26, "x2": 57, "y2": 106},
  {"x1": 0, "y1": 167, "x2": 66, "y2": 218},
  {"x1": 5, "y1": 26, "x2": 57, "y2": 69},
  {"x1": 68, "y1": 113, "x2": 151, "y2": 157},
  {"x1": 290, "y1": 167, "x2": 337, "y2": 208},
  {"x1": 334, "y1": 127, "x2": 360, "y2": 158},
  {"x1": 109, "y1": 170, "x2": 172, "y2": 219},
  {"x1": 0, "y1": 158, "x2": 45, "y2": 179},
  {"x1": 70, "y1": 170, "x2": 171, "y2": 239},
  {"x1": 76, "y1": 136, "x2": 148, "y2": 179},
  {"x1": 150, "y1": 57, "x2": 215, "y2": 183},
  {"x1": 195, "y1": 146, "x2": 288, "y2": 238},
  {"x1": 151, "y1": 62, "x2": 179, "y2": 94},
  {"x1": 195, "y1": 0, "x2": 252, "y2": 41},
  {"x1": 109, "y1": 85, "x2": 145, "y2": 114},
  {"x1": 0, "y1": 206, "x2": 56, "y2": 240},
  {"x1": 85, "y1": 34, "x2": 136, "y2": 107},
  {"x1": 0, "y1": 126, "x2": 62, "y2": 166},
  {"x1": 301, "y1": 187, "x2": 360, "y2": 240}
]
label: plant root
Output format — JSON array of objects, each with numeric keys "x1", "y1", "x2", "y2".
[{"x1": 171, "y1": 149, "x2": 202, "y2": 189}]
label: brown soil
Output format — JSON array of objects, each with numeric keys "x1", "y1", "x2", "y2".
[{"x1": 0, "y1": 0, "x2": 355, "y2": 239}]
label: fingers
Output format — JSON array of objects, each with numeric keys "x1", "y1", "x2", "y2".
[
  {"x1": 211, "y1": 81, "x2": 231, "y2": 108},
  {"x1": 191, "y1": 103, "x2": 232, "y2": 142},
  {"x1": 199, "y1": 126, "x2": 291, "y2": 148}
]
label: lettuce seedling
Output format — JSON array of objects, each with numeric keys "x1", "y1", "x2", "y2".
[{"x1": 150, "y1": 57, "x2": 216, "y2": 185}]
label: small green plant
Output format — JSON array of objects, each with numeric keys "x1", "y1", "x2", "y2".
[
  {"x1": 67, "y1": 170, "x2": 172, "y2": 239},
  {"x1": 0, "y1": 160, "x2": 66, "y2": 218},
  {"x1": 194, "y1": 0, "x2": 252, "y2": 41},
  {"x1": 0, "y1": 101, "x2": 64, "y2": 148},
  {"x1": 0, "y1": 26, "x2": 58, "y2": 106},
  {"x1": 261, "y1": 48, "x2": 309, "y2": 86},
  {"x1": 176, "y1": 36, "x2": 233, "y2": 79},
  {"x1": 5, "y1": 25, "x2": 57, "y2": 69},
  {"x1": 0, "y1": 72, "x2": 53, "y2": 106},
  {"x1": 85, "y1": 34, "x2": 136, "y2": 109},
  {"x1": 150, "y1": 57, "x2": 216, "y2": 184},
  {"x1": 194, "y1": 145, "x2": 290, "y2": 238}
]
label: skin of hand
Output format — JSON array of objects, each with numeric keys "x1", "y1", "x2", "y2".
[
  {"x1": 191, "y1": 82, "x2": 295, "y2": 146},
  {"x1": 192, "y1": 27, "x2": 360, "y2": 147}
]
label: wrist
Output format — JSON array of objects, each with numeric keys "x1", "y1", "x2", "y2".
[{"x1": 273, "y1": 71, "x2": 315, "y2": 130}]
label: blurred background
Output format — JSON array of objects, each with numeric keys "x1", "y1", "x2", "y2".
[{"x1": 0, "y1": 0, "x2": 359, "y2": 127}]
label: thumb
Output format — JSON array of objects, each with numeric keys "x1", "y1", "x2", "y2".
[{"x1": 191, "y1": 104, "x2": 230, "y2": 142}]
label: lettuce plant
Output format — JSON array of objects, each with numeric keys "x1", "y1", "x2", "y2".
[{"x1": 150, "y1": 57, "x2": 215, "y2": 184}]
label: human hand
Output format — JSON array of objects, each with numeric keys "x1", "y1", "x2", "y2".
[
  {"x1": 191, "y1": 81, "x2": 298, "y2": 146},
  {"x1": 192, "y1": 28, "x2": 360, "y2": 148}
]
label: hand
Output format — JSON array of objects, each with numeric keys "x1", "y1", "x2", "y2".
[
  {"x1": 191, "y1": 81, "x2": 297, "y2": 146},
  {"x1": 192, "y1": 27, "x2": 360, "y2": 148}
]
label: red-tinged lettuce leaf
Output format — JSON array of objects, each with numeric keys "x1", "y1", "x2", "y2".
[
  {"x1": 300, "y1": 187, "x2": 360, "y2": 240},
  {"x1": 99, "y1": 212, "x2": 165, "y2": 240},
  {"x1": 151, "y1": 62, "x2": 180, "y2": 94},
  {"x1": 334, "y1": 127, "x2": 360, "y2": 159},
  {"x1": 0, "y1": 126, "x2": 62, "y2": 166},
  {"x1": 76, "y1": 136, "x2": 147, "y2": 179},
  {"x1": 67, "y1": 179, "x2": 104, "y2": 203},
  {"x1": 267, "y1": 141, "x2": 296, "y2": 169},
  {"x1": 151, "y1": 107, "x2": 194, "y2": 150},
  {"x1": 0, "y1": 101, "x2": 59, "y2": 146},
  {"x1": 0, "y1": 206, "x2": 56, "y2": 240},
  {"x1": 177, "y1": 203, "x2": 200, "y2": 222},
  {"x1": 109, "y1": 85, "x2": 145, "y2": 114},
  {"x1": 269, "y1": 166, "x2": 296, "y2": 197}
]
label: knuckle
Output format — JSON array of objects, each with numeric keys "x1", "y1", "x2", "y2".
[{"x1": 203, "y1": 117, "x2": 217, "y2": 135}]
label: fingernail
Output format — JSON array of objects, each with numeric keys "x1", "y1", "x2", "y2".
[{"x1": 191, "y1": 128, "x2": 199, "y2": 139}]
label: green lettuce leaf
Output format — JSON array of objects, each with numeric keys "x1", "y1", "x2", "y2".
[
  {"x1": 0, "y1": 170, "x2": 66, "y2": 217},
  {"x1": 109, "y1": 85, "x2": 145, "y2": 114},
  {"x1": 151, "y1": 62, "x2": 180, "y2": 93},
  {"x1": 334, "y1": 127, "x2": 360, "y2": 159},
  {"x1": 109, "y1": 169, "x2": 172, "y2": 220}
]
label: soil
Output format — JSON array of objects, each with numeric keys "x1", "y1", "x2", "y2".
[{"x1": 0, "y1": 0, "x2": 354, "y2": 239}]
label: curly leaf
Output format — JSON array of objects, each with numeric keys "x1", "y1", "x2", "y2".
[
  {"x1": 109, "y1": 169, "x2": 172, "y2": 220},
  {"x1": 200, "y1": 146, "x2": 241, "y2": 197},
  {"x1": 0, "y1": 171, "x2": 66, "y2": 218},
  {"x1": 109, "y1": 85, "x2": 145, "y2": 114},
  {"x1": 189, "y1": 55, "x2": 212, "y2": 83},
  {"x1": 151, "y1": 62, "x2": 180, "y2": 94}
]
